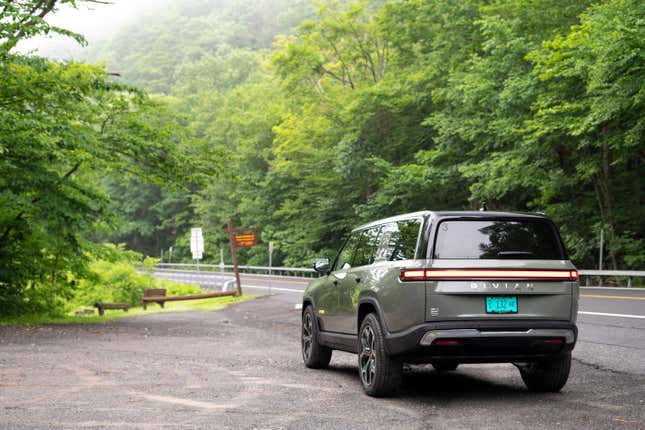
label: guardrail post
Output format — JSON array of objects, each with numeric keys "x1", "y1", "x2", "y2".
[{"x1": 627, "y1": 277, "x2": 632, "y2": 288}]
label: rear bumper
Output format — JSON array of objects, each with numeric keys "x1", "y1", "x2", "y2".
[{"x1": 385, "y1": 320, "x2": 577, "y2": 362}]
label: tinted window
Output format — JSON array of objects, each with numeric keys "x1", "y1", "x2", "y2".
[
  {"x1": 375, "y1": 220, "x2": 421, "y2": 261},
  {"x1": 353, "y1": 227, "x2": 381, "y2": 267},
  {"x1": 334, "y1": 233, "x2": 360, "y2": 271},
  {"x1": 433, "y1": 220, "x2": 563, "y2": 260}
]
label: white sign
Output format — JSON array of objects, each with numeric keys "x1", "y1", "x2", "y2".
[{"x1": 190, "y1": 228, "x2": 204, "y2": 260}]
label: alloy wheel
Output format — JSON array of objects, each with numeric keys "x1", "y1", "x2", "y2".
[
  {"x1": 359, "y1": 324, "x2": 376, "y2": 387},
  {"x1": 302, "y1": 311, "x2": 313, "y2": 361}
]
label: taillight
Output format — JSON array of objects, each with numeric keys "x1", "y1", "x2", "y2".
[
  {"x1": 399, "y1": 270, "x2": 426, "y2": 281},
  {"x1": 400, "y1": 269, "x2": 578, "y2": 281}
]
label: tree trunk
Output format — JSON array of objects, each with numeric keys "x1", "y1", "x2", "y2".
[{"x1": 592, "y1": 138, "x2": 619, "y2": 270}]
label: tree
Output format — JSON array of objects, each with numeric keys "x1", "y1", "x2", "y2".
[
  {"x1": 526, "y1": 0, "x2": 645, "y2": 268},
  {"x1": 0, "y1": 0, "x2": 223, "y2": 313},
  {"x1": 0, "y1": 0, "x2": 112, "y2": 52}
]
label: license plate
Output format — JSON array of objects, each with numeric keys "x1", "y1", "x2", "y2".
[{"x1": 486, "y1": 296, "x2": 518, "y2": 314}]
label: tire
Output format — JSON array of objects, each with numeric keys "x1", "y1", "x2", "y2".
[
  {"x1": 301, "y1": 306, "x2": 332, "y2": 369},
  {"x1": 519, "y1": 352, "x2": 571, "y2": 392},
  {"x1": 358, "y1": 313, "x2": 402, "y2": 397},
  {"x1": 432, "y1": 361, "x2": 459, "y2": 372}
]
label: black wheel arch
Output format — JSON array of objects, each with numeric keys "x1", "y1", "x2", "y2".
[
  {"x1": 357, "y1": 297, "x2": 390, "y2": 335},
  {"x1": 302, "y1": 297, "x2": 315, "y2": 314},
  {"x1": 302, "y1": 297, "x2": 324, "y2": 331}
]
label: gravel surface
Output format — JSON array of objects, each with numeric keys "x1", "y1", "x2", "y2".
[{"x1": 1, "y1": 295, "x2": 643, "y2": 429}]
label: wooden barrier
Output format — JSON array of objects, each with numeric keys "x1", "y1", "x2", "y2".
[
  {"x1": 140, "y1": 289, "x2": 236, "y2": 310},
  {"x1": 94, "y1": 302, "x2": 130, "y2": 316}
]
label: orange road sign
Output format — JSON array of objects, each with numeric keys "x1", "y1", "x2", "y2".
[
  {"x1": 234, "y1": 232, "x2": 257, "y2": 248},
  {"x1": 225, "y1": 221, "x2": 259, "y2": 296}
]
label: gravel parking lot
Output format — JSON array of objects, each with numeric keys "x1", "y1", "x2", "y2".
[{"x1": 1, "y1": 295, "x2": 643, "y2": 430}]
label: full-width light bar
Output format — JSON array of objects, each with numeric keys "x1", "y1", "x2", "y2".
[{"x1": 400, "y1": 269, "x2": 578, "y2": 281}]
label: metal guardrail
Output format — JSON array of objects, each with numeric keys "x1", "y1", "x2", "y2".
[
  {"x1": 155, "y1": 264, "x2": 644, "y2": 286},
  {"x1": 147, "y1": 268, "x2": 229, "y2": 289},
  {"x1": 155, "y1": 262, "x2": 318, "y2": 278},
  {"x1": 578, "y1": 270, "x2": 644, "y2": 288}
]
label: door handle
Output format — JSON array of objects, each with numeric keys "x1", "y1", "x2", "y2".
[{"x1": 333, "y1": 280, "x2": 339, "y2": 286}]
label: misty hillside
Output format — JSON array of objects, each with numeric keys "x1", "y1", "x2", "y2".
[{"x1": 86, "y1": 0, "x2": 313, "y2": 92}]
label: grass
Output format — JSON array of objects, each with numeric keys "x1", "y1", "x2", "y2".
[{"x1": 0, "y1": 294, "x2": 255, "y2": 327}]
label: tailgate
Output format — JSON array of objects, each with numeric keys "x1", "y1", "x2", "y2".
[{"x1": 425, "y1": 260, "x2": 576, "y2": 321}]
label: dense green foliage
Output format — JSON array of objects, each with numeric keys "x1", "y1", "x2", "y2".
[
  {"x1": 70, "y1": 250, "x2": 202, "y2": 310},
  {"x1": 110, "y1": 0, "x2": 639, "y2": 269},
  {"x1": 0, "y1": 1, "x2": 219, "y2": 315},
  {"x1": 1, "y1": 0, "x2": 643, "y2": 316}
]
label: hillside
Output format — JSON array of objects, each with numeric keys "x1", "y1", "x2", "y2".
[{"x1": 86, "y1": 0, "x2": 313, "y2": 93}]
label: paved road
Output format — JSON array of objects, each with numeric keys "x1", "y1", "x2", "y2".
[
  {"x1": 160, "y1": 269, "x2": 645, "y2": 377},
  {"x1": 0, "y1": 271, "x2": 641, "y2": 429},
  {"x1": 154, "y1": 269, "x2": 645, "y2": 374}
]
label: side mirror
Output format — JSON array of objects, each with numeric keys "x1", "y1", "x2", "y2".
[{"x1": 313, "y1": 257, "x2": 330, "y2": 274}]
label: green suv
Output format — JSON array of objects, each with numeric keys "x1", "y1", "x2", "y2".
[{"x1": 301, "y1": 211, "x2": 578, "y2": 396}]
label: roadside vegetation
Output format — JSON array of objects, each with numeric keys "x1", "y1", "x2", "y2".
[
  {"x1": 0, "y1": 242, "x2": 253, "y2": 324},
  {"x1": 1, "y1": 0, "x2": 643, "y2": 317},
  {"x1": 0, "y1": 295, "x2": 254, "y2": 327}
]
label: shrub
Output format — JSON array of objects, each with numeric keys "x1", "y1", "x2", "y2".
[{"x1": 68, "y1": 258, "x2": 203, "y2": 310}]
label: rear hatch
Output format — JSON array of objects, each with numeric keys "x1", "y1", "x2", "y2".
[{"x1": 424, "y1": 217, "x2": 577, "y2": 322}]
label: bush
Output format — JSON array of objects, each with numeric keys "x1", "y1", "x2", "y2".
[
  {"x1": 160, "y1": 280, "x2": 203, "y2": 296},
  {"x1": 142, "y1": 256, "x2": 159, "y2": 273},
  {"x1": 68, "y1": 258, "x2": 203, "y2": 310},
  {"x1": 69, "y1": 261, "x2": 144, "y2": 308}
]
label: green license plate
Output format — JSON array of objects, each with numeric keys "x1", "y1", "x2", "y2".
[{"x1": 486, "y1": 296, "x2": 518, "y2": 314}]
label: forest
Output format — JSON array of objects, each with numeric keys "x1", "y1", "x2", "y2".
[{"x1": 1, "y1": 0, "x2": 643, "y2": 316}]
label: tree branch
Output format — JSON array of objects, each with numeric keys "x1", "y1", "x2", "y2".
[{"x1": 0, "y1": 160, "x2": 82, "y2": 244}]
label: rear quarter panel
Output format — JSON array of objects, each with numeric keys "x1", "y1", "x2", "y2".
[{"x1": 362, "y1": 259, "x2": 427, "y2": 334}]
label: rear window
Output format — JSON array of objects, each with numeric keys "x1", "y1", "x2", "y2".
[{"x1": 433, "y1": 220, "x2": 564, "y2": 260}]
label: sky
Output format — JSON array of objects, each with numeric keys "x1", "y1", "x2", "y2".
[{"x1": 16, "y1": 0, "x2": 168, "y2": 59}]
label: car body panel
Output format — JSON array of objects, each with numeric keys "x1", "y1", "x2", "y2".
[{"x1": 362, "y1": 259, "x2": 426, "y2": 334}]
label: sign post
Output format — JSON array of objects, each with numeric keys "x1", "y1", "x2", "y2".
[
  {"x1": 190, "y1": 228, "x2": 204, "y2": 271},
  {"x1": 225, "y1": 219, "x2": 258, "y2": 296},
  {"x1": 268, "y1": 241, "x2": 274, "y2": 294}
]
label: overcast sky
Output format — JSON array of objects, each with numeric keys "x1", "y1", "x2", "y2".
[{"x1": 16, "y1": 0, "x2": 168, "y2": 59}]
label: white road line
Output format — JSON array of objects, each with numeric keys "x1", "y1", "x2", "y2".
[
  {"x1": 579, "y1": 311, "x2": 645, "y2": 320},
  {"x1": 244, "y1": 284, "x2": 304, "y2": 293}
]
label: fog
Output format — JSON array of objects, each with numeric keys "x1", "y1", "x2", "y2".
[{"x1": 16, "y1": 0, "x2": 170, "y2": 59}]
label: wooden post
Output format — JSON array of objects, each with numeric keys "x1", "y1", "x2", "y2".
[{"x1": 227, "y1": 218, "x2": 243, "y2": 296}]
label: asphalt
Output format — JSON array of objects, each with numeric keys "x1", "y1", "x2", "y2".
[
  {"x1": 155, "y1": 269, "x2": 645, "y2": 374},
  {"x1": 0, "y1": 272, "x2": 642, "y2": 429}
]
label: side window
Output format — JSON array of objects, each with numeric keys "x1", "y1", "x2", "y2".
[
  {"x1": 352, "y1": 227, "x2": 381, "y2": 267},
  {"x1": 333, "y1": 233, "x2": 360, "y2": 271},
  {"x1": 376, "y1": 219, "x2": 421, "y2": 261}
]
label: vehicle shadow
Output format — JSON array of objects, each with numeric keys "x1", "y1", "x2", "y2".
[
  {"x1": 399, "y1": 365, "x2": 528, "y2": 400},
  {"x1": 325, "y1": 363, "x2": 535, "y2": 401}
]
